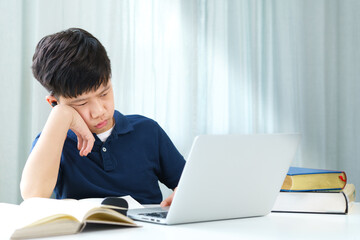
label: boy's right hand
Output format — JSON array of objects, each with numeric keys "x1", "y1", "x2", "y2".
[{"x1": 57, "y1": 104, "x2": 95, "y2": 156}]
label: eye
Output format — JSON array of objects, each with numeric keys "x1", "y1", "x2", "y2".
[
  {"x1": 100, "y1": 92, "x2": 108, "y2": 97},
  {"x1": 76, "y1": 102, "x2": 87, "y2": 107}
]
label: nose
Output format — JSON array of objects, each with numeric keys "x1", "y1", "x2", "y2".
[{"x1": 90, "y1": 99, "x2": 106, "y2": 119}]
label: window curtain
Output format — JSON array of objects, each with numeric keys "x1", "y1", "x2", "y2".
[{"x1": 1, "y1": 0, "x2": 359, "y2": 204}]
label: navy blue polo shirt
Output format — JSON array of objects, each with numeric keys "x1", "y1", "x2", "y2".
[{"x1": 31, "y1": 110, "x2": 186, "y2": 204}]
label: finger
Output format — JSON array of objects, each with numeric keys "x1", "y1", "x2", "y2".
[
  {"x1": 84, "y1": 138, "x2": 95, "y2": 156},
  {"x1": 81, "y1": 139, "x2": 89, "y2": 156},
  {"x1": 160, "y1": 195, "x2": 173, "y2": 207},
  {"x1": 81, "y1": 137, "x2": 95, "y2": 156},
  {"x1": 160, "y1": 188, "x2": 177, "y2": 207},
  {"x1": 160, "y1": 200, "x2": 169, "y2": 207},
  {"x1": 160, "y1": 199, "x2": 171, "y2": 207},
  {"x1": 77, "y1": 136, "x2": 83, "y2": 151}
]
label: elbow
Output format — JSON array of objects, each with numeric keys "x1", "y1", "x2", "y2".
[
  {"x1": 20, "y1": 180, "x2": 52, "y2": 200},
  {"x1": 20, "y1": 180, "x2": 34, "y2": 200}
]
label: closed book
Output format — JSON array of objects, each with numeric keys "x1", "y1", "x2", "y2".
[
  {"x1": 281, "y1": 167, "x2": 347, "y2": 191},
  {"x1": 272, "y1": 183, "x2": 356, "y2": 214}
]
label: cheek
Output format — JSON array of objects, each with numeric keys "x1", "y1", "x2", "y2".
[
  {"x1": 76, "y1": 109, "x2": 92, "y2": 124},
  {"x1": 104, "y1": 96, "x2": 115, "y2": 111},
  {"x1": 107, "y1": 101, "x2": 115, "y2": 111}
]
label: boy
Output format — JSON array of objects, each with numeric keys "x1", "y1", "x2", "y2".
[{"x1": 20, "y1": 28, "x2": 185, "y2": 207}]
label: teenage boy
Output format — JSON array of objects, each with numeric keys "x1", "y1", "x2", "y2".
[{"x1": 20, "y1": 28, "x2": 185, "y2": 207}]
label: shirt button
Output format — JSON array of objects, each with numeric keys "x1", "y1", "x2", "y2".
[{"x1": 102, "y1": 147, "x2": 107, "y2": 152}]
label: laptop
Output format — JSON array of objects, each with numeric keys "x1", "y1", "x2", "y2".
[{"x1": 128, "y1": 134, "x2": 300, "y2": 225}]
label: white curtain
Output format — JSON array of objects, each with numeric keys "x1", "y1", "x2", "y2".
[{"x1": 1, "y1": 0, "x2": 359, "y2": 204}]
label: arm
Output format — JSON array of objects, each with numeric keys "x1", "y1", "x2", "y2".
[{"x1": 20, "y1": 105, "x2": 95, "y2": 199}]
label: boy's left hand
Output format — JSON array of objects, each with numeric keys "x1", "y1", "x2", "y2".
[{"x1": 160, "y1": 187, "x2": 177, "y2": 207}]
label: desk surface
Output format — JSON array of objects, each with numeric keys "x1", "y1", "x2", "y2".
[{"x1": 2, "y1": 203, "x2": 359, "y2": 240}]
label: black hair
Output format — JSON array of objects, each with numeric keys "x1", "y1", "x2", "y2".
[{"x1": 32, "y1": 28, "x2": 111, "y2": 98}]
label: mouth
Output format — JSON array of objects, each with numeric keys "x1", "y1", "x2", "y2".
[{"x1": 95, "y1": 120, "x2": 108, "y2": 129}]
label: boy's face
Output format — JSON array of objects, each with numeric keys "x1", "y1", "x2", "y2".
[{"x1": 58, "y1": 82, "x2": 115, "y2": 134}]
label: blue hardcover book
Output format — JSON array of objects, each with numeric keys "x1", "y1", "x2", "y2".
[{"x1": 281, "y1": 167, "x2": 347, "y2": 192}]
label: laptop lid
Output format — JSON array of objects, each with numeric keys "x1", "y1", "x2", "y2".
[{"x1": 129, "y1": 134, "x2": 300, "y2": 225}]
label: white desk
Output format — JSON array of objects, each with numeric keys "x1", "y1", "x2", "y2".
[{"x1": 2, "y1": 203, "x2": 359, "y2": 240}]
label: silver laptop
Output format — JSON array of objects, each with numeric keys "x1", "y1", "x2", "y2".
[{"x1": 128, "y1": 134, "x2": 300, "y2": 225}]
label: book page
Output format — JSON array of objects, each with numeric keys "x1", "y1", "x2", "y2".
[
  {"x1": 19, "y1": 198, "x2": 99, "y2": 227},
  {"x1": 0, "y1": 203, "x2": 21, "y2": 238}
]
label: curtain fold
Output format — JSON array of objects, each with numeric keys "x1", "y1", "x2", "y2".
[{"x1": 1, "y1": 0, "x2": 359, "y2": 204}]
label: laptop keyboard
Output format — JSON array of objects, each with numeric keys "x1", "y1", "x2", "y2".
[{"x1": 139, "y1": 212, "x2": 168, "y2": 219}]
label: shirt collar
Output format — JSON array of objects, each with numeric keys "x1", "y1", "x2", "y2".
[
  {"x1": 67, "y1": 110, "x2": 134, "y2": 142},
  {"x1": 112, "y1": 110, "x2": 134, "y2": 136}
]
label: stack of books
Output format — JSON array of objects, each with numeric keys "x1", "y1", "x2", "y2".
[{"x1": 272, "y1": 167, "x2": 356, "y2": 214}]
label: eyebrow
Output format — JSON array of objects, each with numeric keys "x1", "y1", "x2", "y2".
[{"x1": 69, "y1": 85, "x2": 111, "y2": 104}]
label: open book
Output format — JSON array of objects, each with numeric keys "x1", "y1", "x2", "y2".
[{"x1": 10, "y1": 195, "x2": 144, "y2": 239}]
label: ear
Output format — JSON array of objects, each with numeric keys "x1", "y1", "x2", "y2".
[{"x1": 46, "y1": 95, "x2": 58, "y2": 108}]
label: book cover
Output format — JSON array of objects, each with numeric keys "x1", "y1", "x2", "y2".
[
  {"x1": 272, "y1": 183, "x2": 356, "y2": 214},
  {"x1": 281, "y1": 167, "x2": 347, "y2": 192}
]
